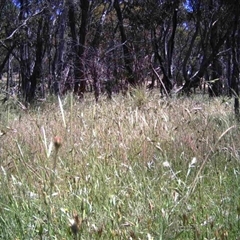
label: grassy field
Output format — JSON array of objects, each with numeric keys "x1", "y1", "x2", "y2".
[{"x1": 0, "y1": 90, "x2": 240, "y2": 239}]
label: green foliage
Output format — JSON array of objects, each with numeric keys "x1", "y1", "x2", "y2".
[{"x1": 0, "y1": 92, "x2": 240, "y2": 239}]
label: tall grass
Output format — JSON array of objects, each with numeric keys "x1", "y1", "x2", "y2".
[{"x1": 0, "y1": 90, "x2": 239, "y2": 239}]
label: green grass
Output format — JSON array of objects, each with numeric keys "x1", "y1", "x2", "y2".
[{"x1": 0, "y1": 90, "x2": 240, "y2": 239}]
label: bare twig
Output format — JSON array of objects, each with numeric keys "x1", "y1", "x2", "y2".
[
  {"x1": 151, "y1": 65, "x2": 170, "y2": 97},
  {"x1": 4, "y1": 8, "x2": 46, "y2": 41}
]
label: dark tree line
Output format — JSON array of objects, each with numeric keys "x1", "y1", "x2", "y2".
[{"x1": 0, "y1": 0, "x2": 239, "y2": 113}]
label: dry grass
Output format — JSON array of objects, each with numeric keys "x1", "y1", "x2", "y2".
[{"x1": 0, "y1": 90, "x2": 240, "y2": 239}]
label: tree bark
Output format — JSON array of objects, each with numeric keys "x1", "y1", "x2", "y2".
[
  {"x1": 73, "y1": 0, "x2": 89, "y2": 97},
  {"x1": 152, "y1": 29, "x2": 173, "y2": 95},
  {"x1": 26, "y1": 17, "x2": 47, "y2": 102},
  {"x1": 113, "y1": 0, "x2": 135, "y2": 86},
  {"x1": 231, "y1": 14, "x2": 240, "y2": 119}
]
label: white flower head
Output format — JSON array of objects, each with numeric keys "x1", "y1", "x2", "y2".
[{"x1": 163, "y1": 161, "x2": 170, "y2": 168}]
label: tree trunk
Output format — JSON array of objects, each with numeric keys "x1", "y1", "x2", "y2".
[
  {"x1": 26, "y1": 18, "x2": 46, "y2": 103},
  {"x1": 19, "y1": 0, "x2": 31, "y2": 101},
  {"x1": 89, "y1": 3, "x2": 109, "y2": 101},
  {"x1": 51, "y1": 5, "x2": 67, "y2": 94},
  {"x1": 73, "y1": 0, "x2": 89, "y2": 97},
  {"x1": 208, "y1": 60, "x2": 222, "y2": 97},
  {"x1": 152, "y1": 29, "x2": 173, "y2": 95},
  {"x1": 231, "y1": 14, "x2": 240, "y2": 119},
  {"x1": 167, "y1": 6, "x2": 178, "y2": 79},
  {"x1": 0, "y1": 44, "x2": 15, "y2": 78},
  {"x1": 113, "y1": 0, "x2": 135, "y2": 86}
]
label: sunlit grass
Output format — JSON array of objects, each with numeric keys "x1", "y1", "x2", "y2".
[{"x1": 0, "y1": 90, "x2": 239, "y2": 239}]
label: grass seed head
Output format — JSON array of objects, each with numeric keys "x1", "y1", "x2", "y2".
[
  {"x1": 53, "y1": 136, "x2": 62, "y2": 150},
  {"x1": 69, "y1": 211, "x2": 82, "y2": 236}
]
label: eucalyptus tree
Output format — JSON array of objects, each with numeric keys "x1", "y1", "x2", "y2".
[
  {"x1": 228, "y1": 0, "x2": 240, "y2": 118},
  {"x1": 86, "y1": 1, "x2": 112, "y2": 101},
  {"x1": 0, "y1": 1, "x2": 18, "y2": 86},
  {"x1": 49, "y1": 0, "x2": 68, "y2": 94},
  {"x1": 181, "y1": 0, "x2": 239, "y2": 96},
  {"x1": 113, "y1": 0, "x2": 135, "y2": 86},
  {"x1": 19, "y1": 1, "x2": 57, "y2": 102},
  {"x1": 122, "y1": 0, "x2": 181, "y2": 95},
  {"x1": 67, "y1": 0, "x2": 90, "y2": 97}
]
